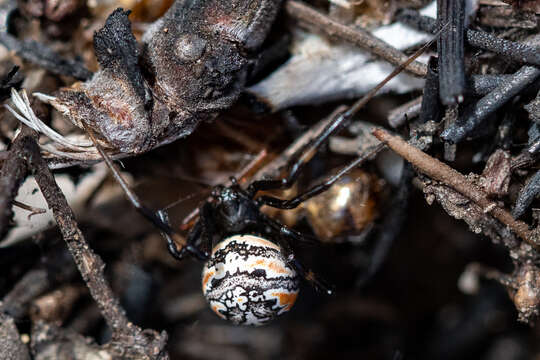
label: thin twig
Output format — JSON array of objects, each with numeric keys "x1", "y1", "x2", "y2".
[
  {"x1": 12, "y1": 200, "x2": 46, "y2": 219},
  {"x1": 437, "y1": 0, "x2": 466, "y2": 104},
  {"x1": 0, "y1": 32, "x2": 92, "y2": 80},
  {"x1": 285, "y1": 0, "x2": 428, "y2": 77},
  {"x1": 441, "y1": 65, "x2": 540, "y2": 143},
  {"x1": 442, "y1": 105, "x2": 458, "y2": 161},
  {"x1": 26, "y1": 135, "x2": 132, "y2": 336},
  {"x1": 17, "y1": 128, "x2": 168, "y2": 358},
  {"x1": 512, "y1": 170, "x2": 540, "y2": 219},
  {"x1": 0, "y1": 127, "x2": 31, "y2": 239},
  {"x1": 372, "y1": 128, "x2": 537, "y2": 249},
  {"x1": 254, "y1": 105, "x2": 349, "y2": 180},
  {"x1": 397, "y1": 9, "x2": 540, "y2": 67},
  {"x1": 387, "y1": 96, "x2": 423, "y2": 128},
  {"x1": 0, "y1": 251, "x2": 77, "y2": 319},
  {"x1": 215, "y1": 121, "x2": 262, "y2": 153}
]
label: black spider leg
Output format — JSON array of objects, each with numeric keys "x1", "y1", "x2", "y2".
[
  {"x1": 257, "y1": 144, "x2": 384, "y2": 209},
  {"x1": 246, "y1": 109, "x2": 351, "y2": 196},
  {"x1": 247, "y1": 31, "x2": 438, "y2": 198},
  {"x1": 156, "y1": 210, "x2": 208, "y2": 261},
  {"x1": 259, "y1": 212, "x2": 333, "y2": 295},
  {"x1": 198, "y1": 202, "x2": 217, "y2": 256},
  {"x1": 228, "y1": 178, "x2": 317, "y2": 245},
  {"x1": 157, "y1": 201, "x2": 215, "y2": 261},
  {"x1": 87, "y1": 129, "x2": 207, "y2": 260}
]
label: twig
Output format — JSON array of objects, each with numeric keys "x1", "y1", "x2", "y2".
[
  {"x1": 441, "y1": 65, "x2": 540, "y2": 143},
  {"x1": 466, "y1": 29, "x2": 540, "y2": 67},
  {"x1": 419, "y1": 57, "x2": 442, "y2": 124},
  {"x1": 469, "y1": 74, "x2": 514, "y2": 96},
  {"x1": 0, "y1": 32, "x2": 92, "y2": 80},
  {"x1": 215, "y1": 121, "x2": 262, "y2": 153},
  {"x1": 26, "y1": 133, "x2": 131, "y2": 334},
  {"x1": 387, "y1": 73, "x2": 513, "y2": 128},
  {"x1": 372, "y1": 128, "x2": 537, "y2": 249},
  {"x1": 442, "y1": 105, "x2": 458, "y2": 161},
  {"x1": 254, "y1": 106, "x2": 349, "y2": 180},
  {"x1": 12, "y1": 200, "x2": 46, "y2": 219},
  {"x1": 397, "y1": 9, "x2": 540, "y2": 67},
  {"x1": 437, "y1": 0, "x2": 466, "y2": 105},
  {"x1": 388, "y1": 96, "x2": 423, "y2": 128},
  {"x1": 0, "y1": 127, "x2": 31, "y2": 239},
  {"x1": 17, "y1": 129, "x2": 168, "y2": 358},
  {"x1": 1, "y1": 245, "x2": 77, "y2": 319},
  {"x1": 512, "y1": 170, "x2": 540, "y2": 219},
  {"x1": 285, "y1": 0, "x2": 428, "y2": 77}
]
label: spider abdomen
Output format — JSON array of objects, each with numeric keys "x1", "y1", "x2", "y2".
[{"x1": 202, "y1": 235, "x2": 300, "y2": 326}]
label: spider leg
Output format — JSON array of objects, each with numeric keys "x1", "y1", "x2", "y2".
[
  {"x1": 257, "y1": 144, "x2": 384, "y2": 209},
  {"x1": 198, "y1": 202, "x2": 217, "y2": 256},
  {"x1": 259, "y1": 211, "x2": 318, "y2": 245},
  {"x1": 247, "y1": 110, "x2": 349, "y2": 197},
  {"x1": 157, "y1": 210, "x2": 207, "y2": 261},
  {"x1": 261, "y1": 213, "x2": 333, "y2": 295},
  {"x1": 88, "y1": 132, "x2": 207, "y2": 260},
  {"x1": 247, "y1": 36, "x2": 436, "y2": 198}
]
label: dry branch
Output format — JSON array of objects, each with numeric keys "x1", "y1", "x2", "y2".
[
  {"x1": 372, "y1": 128, "x2": 538, "y2": 249},
  {"x1": 285, "y1": 0, "x2": 428, "y2": 77},
  {"x1": 11, "y1": 127, "x2": 168, "y2": 359},
  {"x1": 0, "y1": 128, "x2": 31, "y2": 238}
]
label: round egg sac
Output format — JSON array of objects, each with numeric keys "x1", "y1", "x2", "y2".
[{"x1": 202, "y1": 235, "x2": 300, "y2": 326}]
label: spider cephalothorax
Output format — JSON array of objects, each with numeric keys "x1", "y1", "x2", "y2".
[{"x1": 209, "y1": 183, "x2": 261, "y2": 234}]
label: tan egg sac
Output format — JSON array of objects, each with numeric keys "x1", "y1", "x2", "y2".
[
  {"x1": 303, "y1": 169, "x2": 383, "y2": 242},
  {"x1": 262, "y1": 168, "x2": 383, "y2": 242}
]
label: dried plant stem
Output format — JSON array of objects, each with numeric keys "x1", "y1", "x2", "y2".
[
  {"x1": 437, "y1": 0, "x2": 466, "y2": 104},
  {"x1": 397, "y1": 10, "x2": 540, "y2": 67},
  {"x1": 372, "y1": 128, "x2": 537, "y2": 249},
  {"x1": 16, "y1": 128, "x2": 167, "y2": 358},
  {"x1": 21, "y1": 134, "x2": 130, "y2": 335},
  {"x1": 0, "y1": 128, "x2": 30, "y2": 238},
  {"x1": 285, "y1": 0, "x2": 427, "y2": 77}
]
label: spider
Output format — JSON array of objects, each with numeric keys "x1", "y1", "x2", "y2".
[
  {"x1": 90, "y1": 112, "x2": 382, "y2": 325},
  {"x1": 83, "y1": 33, "x2": 432, "y2": 326}
]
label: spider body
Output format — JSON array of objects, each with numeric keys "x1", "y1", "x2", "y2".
[
  {"x1": 202, "y1": 235, "x2": 299, "y2": 326},
  {"x1": 178, "y1": 181, "x2": 319, "y2": 324},
  {"x1": 98, "y1": 131, "x2": 379, "y2": 325}
]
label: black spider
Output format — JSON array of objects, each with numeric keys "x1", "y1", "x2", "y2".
[
  {"x1": 95, "y1": 109, "x2": 381, "y2": 296},
  {"x1": 88, "y1": 35, "x2": 431, "y2": 324}
]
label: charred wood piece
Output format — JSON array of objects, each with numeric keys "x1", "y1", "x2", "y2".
[
  {"x1": 512, "y1": 170, "x2": 540, "y2": 219},
  {"x1": 419, "y1": 57, "x2": 442, "y2": 124},
  {"x1": 47, "y1": 0, "x2": 282, "y2": 154},
  {"x1": 436, "y1": 0, "x2": 466, "y2": 105},
  {"x1": 0, "y1": 33, "x2": 91, "y2": 80},
  {"x1": 441, "y1": 65, "x2": 540, "y2": 144},
  {"x1": 524, "y1": 91, "x2": 540, "y2": 123},
  {"x1": 398, "y1": 9, "x2": 540, "y2": 67}
]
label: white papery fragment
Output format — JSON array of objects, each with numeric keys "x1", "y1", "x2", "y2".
[{"x1": 247, "y1": 2, "x2": 437, "y2": 111}]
